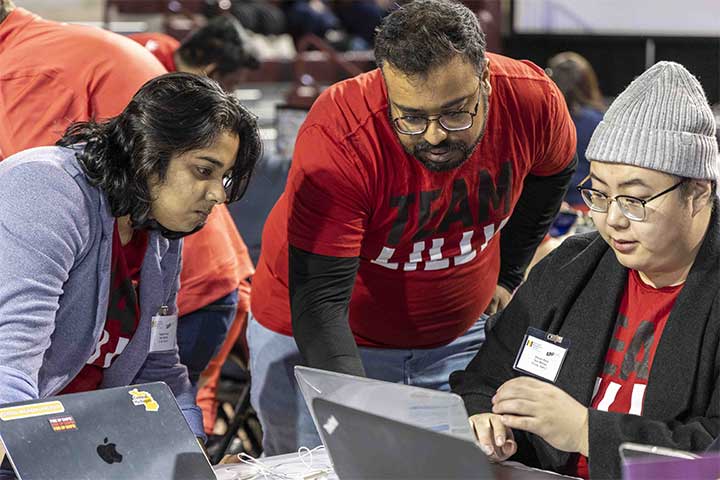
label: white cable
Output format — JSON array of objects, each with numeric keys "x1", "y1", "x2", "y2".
[{"x1": 233, "y1": 445, "x2": 332, "y2": 480}]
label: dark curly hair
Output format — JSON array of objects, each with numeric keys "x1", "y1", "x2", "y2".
[
  {"x1": 57, "y1": 72, "x2": 262, "y2": 233},
  {"x1": 374, "y1": 0, "x2": 487, "y2": 77},
  {"x1": 178, "y1": 15, "x2": 260, "y2": 75}
]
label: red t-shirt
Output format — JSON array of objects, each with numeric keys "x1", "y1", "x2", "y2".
[
  {"x1": 251, "y1": 53, "x2": 576, "y2": 348},
  {"x1": 127, "y1": 32, "x2": 179, "y2": 72},
  {"x1": 0, "y1": 8, "x2": 166, "y2": 160},
  {"x1": 574, "y1": 269, "x2": 683, "y2": 478},
  {"x1": 60, "y1": 223, "x2": 149, "y2": 394}
]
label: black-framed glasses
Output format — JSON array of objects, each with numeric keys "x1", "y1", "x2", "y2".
[
  {"x1": 576, "y1": 175, "x2": 685, "y2": 222},
  {"x1": 391, "y1": 81, "x2": 482, "y2": 136}
]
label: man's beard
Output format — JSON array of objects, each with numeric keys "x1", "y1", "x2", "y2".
[{"x1": 394, "y1": 92, "x2": 489, "y2": 172}]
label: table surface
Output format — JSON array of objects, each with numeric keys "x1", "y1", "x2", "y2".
[{"x1": 214, "y1": 449, "x2": 579, "y2": 480}]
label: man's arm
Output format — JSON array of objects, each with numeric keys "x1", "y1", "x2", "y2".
[
  {"x1": 497, "y1": 154, "x2": 577, "y2": 292},
  {"x1": 289, "y1": 245, "x2": 365, "y2": 376}
]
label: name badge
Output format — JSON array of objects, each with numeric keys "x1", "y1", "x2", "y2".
[
  {"x1": 149, "y1": 306, "x2": 178, "y2": 353},
  {"x1": 513, "y1": 327, "x2": 570, "y2": 383}
]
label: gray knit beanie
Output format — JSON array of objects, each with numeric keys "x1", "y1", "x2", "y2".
[{"x1": 586, "y1": 61, "x2": 718, "y2": 181}]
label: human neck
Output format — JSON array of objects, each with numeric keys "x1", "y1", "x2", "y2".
[{"x1": 117, "y1": 215, "x2": 134, "y2": 246}]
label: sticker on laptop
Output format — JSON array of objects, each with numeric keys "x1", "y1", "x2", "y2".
[
  {"x1": 128, "y1": 389, "x2": 159, "y2": 412},
  {"x1": 48, "y1": 415, "x2": 77, "y2": 432},
  {"x1": 0, "y1": 401, "x2": 65, "y2": 421}
]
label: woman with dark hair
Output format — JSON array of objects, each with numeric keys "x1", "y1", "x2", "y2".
[
  {"x1": 547, "y1": 52, "x2": 606, "y2": 206},
  {"x1": 0, "y1": 72, "x2": 262, "y2": 441}
]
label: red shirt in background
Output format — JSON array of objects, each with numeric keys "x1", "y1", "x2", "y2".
[
  {"x1": 574, "y1": 269, "x2": 682, "y2": 478},
  {"x1": 128, "y1": 32, "x2": 179, "y2": 72},
  {"x1": 0, "y1": 8, "x2": 166, "y2": 160},
  {"x1": 252, "y1": 53, "x2": 576, "y2": 348}
]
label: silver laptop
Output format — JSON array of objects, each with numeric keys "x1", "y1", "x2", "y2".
[
  {"x1": 295, "y1": 365, "x2": 474, "y2": 441},
  {"x1": 313, "y1": 398, "x2": 569, "y2": 480},
  {"x1": 0, "y1": 382, "x2": 215, "y2": 480}
]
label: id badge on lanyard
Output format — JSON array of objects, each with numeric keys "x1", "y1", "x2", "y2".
[
  {"x1": 149, "y1": 305, "x2": 178, "y2": 353},
  {"x1": 513, "y1": 327, "x2": 570, "y2": 383}
]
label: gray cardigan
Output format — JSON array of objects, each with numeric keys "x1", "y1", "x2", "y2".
[
  {"x1": 451, "y1": 203, "x2": 720, "y2": 479},
  {"x1": 0, "y1": 146, "x2": 203, "y2": 437}
]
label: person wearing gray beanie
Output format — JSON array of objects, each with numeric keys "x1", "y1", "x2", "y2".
[{"x1": 452, "y1": 61, "x2": 720, "y2": 479}]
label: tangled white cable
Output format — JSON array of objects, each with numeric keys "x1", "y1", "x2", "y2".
[{"x1": 233, "y1": 445, "x2": 332, "y2": 480}]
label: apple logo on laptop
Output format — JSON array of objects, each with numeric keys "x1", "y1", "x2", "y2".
[{"x1": 97, "y1": 437, "x2": 123, "y2": 464}]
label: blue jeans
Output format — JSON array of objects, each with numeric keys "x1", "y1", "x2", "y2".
[
  {"x1": 177, "y1": 289, "x2": 239, "y2": 386},
  {"x1": 247, "y1": 312, "x2": 487, "y2": 456}
]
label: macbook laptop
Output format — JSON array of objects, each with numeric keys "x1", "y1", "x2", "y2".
[
  {"x1": 295, "y1": 366, "x2": 474, "y2": 441},
  {"x1": 313, "y1": 397, "x2": 566, "y2": 480},
  {"x1": 0, "y1": 382, "x2": 215, "y2": 480}
]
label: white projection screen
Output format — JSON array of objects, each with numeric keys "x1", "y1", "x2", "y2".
[{"x1": 514, "y1": 0, "x2": 720, "y2": 37}]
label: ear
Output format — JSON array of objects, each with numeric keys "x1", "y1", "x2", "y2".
[
  {"x1": 481, "y1": 58, "x2": 492, "y2": 95},
  {"x1": 689, "y1": 179, "x2": 713, "y2": 216}
]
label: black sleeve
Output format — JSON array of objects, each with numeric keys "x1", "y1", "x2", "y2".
[
  {"x1": 289, "y1": 245, "x2": 366, "y2": 376},
  {"x1": 497, "y1": 154, "x2": 577, "y2": 292}
]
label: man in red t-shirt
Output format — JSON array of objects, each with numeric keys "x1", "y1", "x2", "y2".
[
  {"x1": 129, "y1": 15, "x2": 259, "y2": 92},
  {"x1": 249, "y1": 0, "x2": 577, "y2": 454},
  {"x1": 452, "y1": 61, "x2": 719, "y2": 479}
]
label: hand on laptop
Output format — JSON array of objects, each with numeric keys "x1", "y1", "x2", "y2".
[
  {"x1": 469, "y1": 413, "x2": 517, "y2": 462},
  {"x1": 491, "y1": 376, "x2": 589, "y2": 456}
]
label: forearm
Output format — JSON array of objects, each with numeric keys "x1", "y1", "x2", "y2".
[
  {"x1": 498, "y1": 155, "x2": 577, "y2": 291},
  {"x1": 289, "y1": 245, "x2": 365, "y2": 376}
]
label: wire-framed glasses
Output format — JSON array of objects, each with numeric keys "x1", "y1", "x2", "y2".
[
  {"x1": 576, "y1": 175, "x2": 684, "y2": 222},
  {"x1": 391, "y1": 82, "x2": 482, "y2": 136}
]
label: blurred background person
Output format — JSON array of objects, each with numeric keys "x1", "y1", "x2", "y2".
[
  {"x1": 130, "y1": 14, "x2": 260, "y2": 92},
  {"x1": 547, "y1": 51, "x2": 606, "y2": 208}
]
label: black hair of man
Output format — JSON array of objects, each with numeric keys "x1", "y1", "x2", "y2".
[
  {"x1": 57, "y1": 72, "x2": 262, "y2": 238},
  {"x1": 374, "y1": 0, "x2": 487, "y2": 77},
  {"x1": 177, "y1": 15, "x2": 260, "y2": 75}
]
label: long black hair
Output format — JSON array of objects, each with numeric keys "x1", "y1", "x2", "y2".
[{"x1": 58, "y1": 72, "x2": 262, "y2": 235}]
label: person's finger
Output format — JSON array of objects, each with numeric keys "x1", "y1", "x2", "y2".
[
  {"x1": 489, "y1": 413, "x2": 507, "y2": 447},
  {"x1": 500, "y1": 414, "x2": 539, "y2": 436},
  {"x1": 484, "y1": 297, "x2": 499, "y2": 315},
  {"x1": 494, "y1": 378, "x2": 544, "y2": 404},
  {"x1": 469, "y1": 415, "x2": 496, "y2": 456},
  {"x1": 492, "y1": 398, "x2": 536, "y2": 417},
  {"x1": 500, "y1": 438, "x2": 518, "y2": 458}
]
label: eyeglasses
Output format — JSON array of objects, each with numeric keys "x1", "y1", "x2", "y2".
[
  {"x1": 391, "y1": 82, "x2": 482, "y2": 136},
  {"x1": 576, "y1": 175, "x2": 685, "y2": 222}
]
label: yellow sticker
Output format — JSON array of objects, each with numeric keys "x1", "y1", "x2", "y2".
[
  {"x1": 0, "y1": 401, "x2": 65, "y2": 421},
  {"x1": 128, "y1": 389, "x2": 159, "y2": 412}
]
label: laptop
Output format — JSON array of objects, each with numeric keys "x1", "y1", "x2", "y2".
[
  {"x1": 0, "y1": 382, "x2": 215, "y2": 480},
  {"x1": 295, "y1": 366, "x2": 474, "y2": 441},
  {"x1": 313, "y1": 398, "x2": 567, "y2": 480}
]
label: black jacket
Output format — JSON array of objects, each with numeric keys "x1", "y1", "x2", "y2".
[{"x1": 450, "y1": 205, "x2": 720, "y2": 479}]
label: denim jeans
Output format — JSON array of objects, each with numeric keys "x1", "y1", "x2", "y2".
[
  {"x1": 247, "y1": 312, "x2": 487, "y2": 456},
  {"x1": 177, "y1": 289, "x2": 239, "y2": 386}
]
